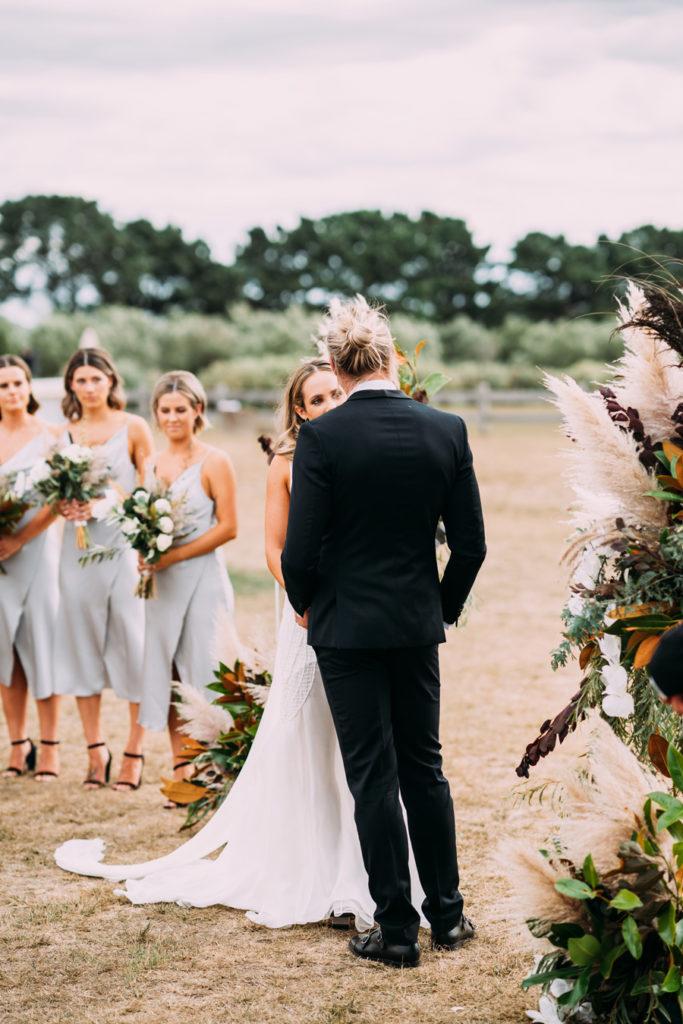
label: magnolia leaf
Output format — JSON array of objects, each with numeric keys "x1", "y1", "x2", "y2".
[
  {"x1": 567, "y1": 934, "x2": 600, "y2": 967},
  {"x1": 555, "y1": 878, "x2": 596, "y2": 900},
  {"x1": 159, "y1": 778, "x2": 206, "y2": 805},
  {"x1": 634, "y1": 635, "x2": 661, "y2": 669},
  {"x1": 668, "y1": 745, "x2": 683, "y2": 794},
  {"x1": 579, "y1": 642, "x2": 597, "y2": 669},
  {"x1": 421, "y1": 371, "x2": 451, "y2": 398},
  {"x1": 609, "y1": 889, "x2": 643, "y2": 911},
  {"x1": 622, "y1": 916, "x2": 643, "y2": 959},
  {"x1": 179, "y1": 739, "x2": 206, "y2": 760},
  {"x1": 663, "y1": 440, "x2": 683, "y2": 463},
  {"x1": 649, "y1": 734, "x2": 672, "y2": 778},
  {"x1": 646, "y1": 489, "x2": 683, "y2": 502},
  {"x1": 626, "y1": 630, "x2": 651, "y2": 655}
]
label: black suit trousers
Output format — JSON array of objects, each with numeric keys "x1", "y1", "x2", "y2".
[{"x1": 314, "y1": 644, "x2": 463, "y2": 944}]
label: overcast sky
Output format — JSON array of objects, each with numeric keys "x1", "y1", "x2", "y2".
[{"x1": 1, "y1": 0, "x2": 682, "y2": 266}]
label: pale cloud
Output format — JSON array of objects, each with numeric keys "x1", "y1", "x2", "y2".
[{"x1": 0, "y1": 0, "x2": 681, "y2": 269}]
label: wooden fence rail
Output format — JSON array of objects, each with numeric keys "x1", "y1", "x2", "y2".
[{"x1": 33, "y1": 379, "x2": 557, "y2": 431}]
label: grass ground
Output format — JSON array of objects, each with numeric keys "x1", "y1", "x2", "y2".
[{"x1": 0, "y1": 413, "x2": 577, "y2": 1024}]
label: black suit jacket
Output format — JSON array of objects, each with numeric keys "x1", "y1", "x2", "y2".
[{"x1": 281, "y1": 389, "x2": 486, "y2": 649}]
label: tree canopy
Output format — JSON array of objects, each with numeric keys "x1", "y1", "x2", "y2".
[{"x1": 0, "y1": 195, "x2": 680, "y2": 323}]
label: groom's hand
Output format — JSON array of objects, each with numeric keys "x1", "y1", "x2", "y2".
[{"x1": 295, "y1": 609, "x2": 310, "y2": 628}]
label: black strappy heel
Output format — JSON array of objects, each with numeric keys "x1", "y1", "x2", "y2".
[
  {"x1": 163, "y1": 760, "x2": 193, "y2": 809},
  {"x1": 83, "y1": 742, "x2": 112, "y2": 788},
  {"x1": 112, "y1": 752, "x2": 145, "y2": 791},
  {"x1": 2, "y1": 738, "x2": 36, "y2": 777},
  {"x1": 35, "y1": 739, "x2": 60, "y2": 781}
]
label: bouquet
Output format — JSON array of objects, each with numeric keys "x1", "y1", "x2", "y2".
[
  {"x1": 30, "y1": 443, "x2": 111, "y2": 550},
  {"x1": 82, "y1": 483, "x2": 193, "y2": 598},
  {"x1": 160, "y1": 658, "x2": 272, "y2": 830},
  {"x1": 0, "y1": 471, "x2": 31, "y2": 575}
]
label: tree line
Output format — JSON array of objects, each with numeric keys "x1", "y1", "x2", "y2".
[{"x1": 0, "y1": 195, "x2": 680, "y2": 324}]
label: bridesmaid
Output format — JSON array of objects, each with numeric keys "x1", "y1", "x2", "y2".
[
  {"x1": 138, "y1": 372, "x2": 237, "y2": 801},
  {"x1": 54, "y1": 348, "x2": 153, "y2": 790},
  {"x1": 0, "y1": 354, "x2": 62, "y2": 780}
]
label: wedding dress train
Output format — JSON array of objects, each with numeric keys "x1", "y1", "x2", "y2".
[{"x1": 55, "y1": 598, "x2": 426, "y2": 930}]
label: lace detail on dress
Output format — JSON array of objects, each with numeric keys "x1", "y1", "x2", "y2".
[{"x1": 276, "y1": 601, "x2": 318, "y2": 719}]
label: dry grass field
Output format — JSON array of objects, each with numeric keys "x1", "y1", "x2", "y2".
[{"x1": 0, "y1": 412, "x2": 577, "y2": 1024}]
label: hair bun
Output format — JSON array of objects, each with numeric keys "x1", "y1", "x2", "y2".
[{"x1": 320, "y1": 295, "x2": 394, "y2": 378}]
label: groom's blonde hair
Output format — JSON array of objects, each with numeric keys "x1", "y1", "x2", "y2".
[{"x1": 318, "y1": 295, "x2": 395, "y2": 379}]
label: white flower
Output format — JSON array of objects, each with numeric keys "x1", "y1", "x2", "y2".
[
  {"x1": 598, "y1": 633, "x2": 622, "y2": 665},
  {"x1": 574, "y1": 547, "x2": 602, "y2": 590},
  {"x1": 153, "y1": 498, "x2": 172, "y2": 515},
  {"x1": 602, "y1": 663, "x2": 629, "y2": 695},
  {"x1": 61, "y1": 443, "x2": 91, "y2": 463},
  {"x1": 120, "y1": 517, "x2": 138, "y2": 536},
  {"x1": 526, "y1": 994, "x2": 563, "y2": 1024},
  {"x1": 157, "y1": 515, "x2": 174, "y2": 534},
  {"x1": 132, "y1": 489, "x2": 150, "y2": 504},
  {"x1": 92, "y1": 488, "x2": 119, "y2": 521},
  {"x1": 11, "y1": 471, "x2": 28, "y2": 498},
  {"x1": 567, "y1": 594, "x2": 585, "y2": 617},
  {"x1": 155, "y1": 533, "x2": 173, "y2": 552},
  {"x1": 28, "y1": 459, "x2": 51, "y2": 484},
  {"x1": 603, "y1": 692, "x2": 635, "y2": 718}
]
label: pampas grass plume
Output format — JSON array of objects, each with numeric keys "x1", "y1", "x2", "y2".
[{"x1": 175, "y1": 682, "x2": 234, "y2": 744}]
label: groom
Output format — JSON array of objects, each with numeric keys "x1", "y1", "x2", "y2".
[{"x1": 282, "y1": 298, "x2": 486, "y2": 968}]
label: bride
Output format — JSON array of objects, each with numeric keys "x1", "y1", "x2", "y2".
[{"x1": 55, "y1": 356, "x2": 425, "y2": 931}]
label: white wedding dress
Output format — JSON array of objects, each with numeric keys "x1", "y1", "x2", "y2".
[{"x1": 55, "y1": 597, "x2": 426, "y2": 931}]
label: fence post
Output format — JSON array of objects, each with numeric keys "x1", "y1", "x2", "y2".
[{"x1": 476, "y1": 381, "x2": 491, "y2": 432}]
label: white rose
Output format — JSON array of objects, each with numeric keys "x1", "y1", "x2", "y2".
[
  {"x1": 598, "y1": 633, "x2": 622, "y2": 665},
  {"x1": 601, "y1": 663, "x2": 629, "y2": 695},
  {"x1": 157, "y1": 516, "x2": 174, "y2": 534},
  {"x1": 153, "y1": 498, "x2": 172, "y2": 515},
  {"x1": 155, "y1": 533, "x2": 173, "y2": 552},
  {"x1": 61, "y1": 443, "x2": 91, "y2": 463},
  {"x1": 602, "y1": 692, "x2": 635, "y2": 719},
  {"x1": 132, "y1": 489, "x2": 150, "y2": 504},
  {"x1": 120, "y1": 518, "x2": 138, "y2": 536},
  {"x1": 28, "y1": 459, "x2": 51, "y2": 484},
  {"x1": 92, "y1": 488, "x2": 119, "y2": 521}
]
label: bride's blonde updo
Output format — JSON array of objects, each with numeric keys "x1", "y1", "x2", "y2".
[{"x1": 318, "y1": 295, "x2": 395, "y2": 378}]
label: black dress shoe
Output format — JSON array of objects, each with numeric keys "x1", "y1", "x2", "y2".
[
  {"x1": 349, "y1": 927, "x2": 420, "y2": 968},
  {"x1": 431, "y1": 914, "x2": 476, "y2": 951}
]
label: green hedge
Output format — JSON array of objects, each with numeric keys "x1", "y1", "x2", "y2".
[{"x1": 3, "y1": 305, "x2": 623, "y2": 390}]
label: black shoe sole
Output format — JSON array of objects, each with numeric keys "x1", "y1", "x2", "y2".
[{"x1": 350, "y1": 950, "x2": 420, "y2": 969}]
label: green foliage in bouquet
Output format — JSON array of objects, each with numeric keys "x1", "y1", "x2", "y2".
[
  {"x1": 524, "y1": 741, "x2": 683, "y2": 1023},
  {"x1": 160, "y1": 659, "x2": 271, "y2": 831},
  {"x1": 395, "y1": 339, "x2": 450, "y2": 403},
  {"x1": 0, "y1": 471, "x2": 31, "y2": 575}
]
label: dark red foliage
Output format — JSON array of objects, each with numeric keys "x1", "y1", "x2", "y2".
[{"x1": 515, "y1": 686, "x2": 587, "y2": 778}]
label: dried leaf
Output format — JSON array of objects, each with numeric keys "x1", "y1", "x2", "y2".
[
  {"x1": 626, "y1": 631, "x2": 651, "y2": 654},
  {"x1": 415, "y1": 340, "x2": 427, "y2": 357},
  {"x1": 634, "y1": 635, "x2": 661, "y2": 669},
  {"x1": 579, "y1": 642, "x2": 597, "y2": 670},
  {"x1": 648, "y1": 734, "x2": 671, "y2": 778},
  {"x1": 663, "y1": 440, "x2": 683, "y2": 462},
  {"x1": 179, "y1": 738, "x2": 206, "y2": 760},
  {"x1": 159, "y1": 778, "x2": 205, "y2": 805}
]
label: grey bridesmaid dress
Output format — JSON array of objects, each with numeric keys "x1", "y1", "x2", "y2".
[
  {"x1": 138, "y1": 456, "x2": 235, "y2": 732},
  {"x1": 54, "y1": 425, "x2": 143, "y2": 701},
  {"x1": 0, "y1": 431, "x2": 60, "y2": 699}
]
